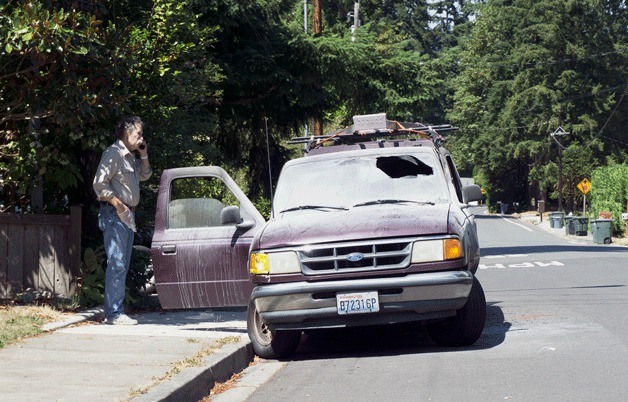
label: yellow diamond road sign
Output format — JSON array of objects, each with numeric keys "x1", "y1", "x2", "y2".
[{"x1": 578, "y1": 178, "x2": 592, "y2": 195}]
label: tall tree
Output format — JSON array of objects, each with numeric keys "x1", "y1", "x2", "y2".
[{"x1": 448, "y1": 0, "x2": 626, "y2": 211}]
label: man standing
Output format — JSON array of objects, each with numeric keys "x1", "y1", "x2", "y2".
[{"x1": 93, "y1": 116, "x2": 152, "y2": 325}]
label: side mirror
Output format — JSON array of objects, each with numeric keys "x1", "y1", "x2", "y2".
[
  {"x1": 221, "y1": 205, "x2": 255, "y2": 230},
  {"x1": 462, "y1": 184, "x2": 483, "y2": 204},
  {"x1": 220, "y1": 205, "x2": 241, "y2": 224}
]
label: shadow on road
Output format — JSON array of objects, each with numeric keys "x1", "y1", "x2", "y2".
[
  {"x1": 482, "y1": 244, "x2": 628, "y2": 256},
  {"x1": 289, "y1": 303, "x2": 510, "y2": 361},
  {"x1": 474, "y1": 213, "x2": 510, "y2": 220}
]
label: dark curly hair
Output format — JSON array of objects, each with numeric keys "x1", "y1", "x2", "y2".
[{"x1": 114, "y1": 116, "x2": 144, "y2": 140}]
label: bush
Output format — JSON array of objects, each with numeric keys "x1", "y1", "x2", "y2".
[
  {"x1": 79, "y1": 245, "x2": 154, "y2": 308},
  {"x1": 591, "y1": 163, "x2": 628, "y2": 234}
]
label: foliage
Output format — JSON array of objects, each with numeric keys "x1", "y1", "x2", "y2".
[
  {"x1": 448, "y1": 0, "x2": 627, "y2": 211},
  {"x1": 79, "y1": 247, "x2": 106, "y2": 307},
  {"x1": 591, "y1": 163, "x2": 628, "y2": 233},
  {"x1": 79, "y1": 245, "x2": 153, "y2": 307},
  {"x1": 253, "y1": 195, "x2": 272, "y2": 220},
  {"x1": 0, "y1": 1, "x2": 127, "y2": 212},
  {"x1": 560, "y1": 141, "x2": 600, "y2": 213},
  {"x1": 126, "y1": 247, "x2": 153, "y2": 301}
]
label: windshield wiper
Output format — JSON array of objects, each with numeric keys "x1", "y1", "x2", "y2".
[
  {"x1": 353, "y1": 199, "x2": 435, "y2": 207},
  {"x1": 279, "y1": 205, "x2": 349, "y2": 213}
]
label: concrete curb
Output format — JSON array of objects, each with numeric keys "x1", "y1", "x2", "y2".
[
  {"x1": 211, "y1": 360, "x2": 287, "y2": 402},
  {"x1": 134, "y1": 339, "x2": 255, "y2": 402},
  {"x1": 41, "y1": 307, "x2": 104, "y2": 332}
]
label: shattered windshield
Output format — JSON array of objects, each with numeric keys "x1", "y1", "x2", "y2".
[{"x1": 273, "y1": 150, "x2": 450, "y2": 215}]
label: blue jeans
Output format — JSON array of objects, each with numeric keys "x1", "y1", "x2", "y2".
[{"x1": 98, "y1": 205, "x2": 134, "y2": 319}]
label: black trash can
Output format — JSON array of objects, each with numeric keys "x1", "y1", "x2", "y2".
[
  {"x1": 573, "y1": 216, "x2": 589, "y2": 236},
  {"x1": 564, "y1": 216, "x2": 575, "y2": 235},
  {"x1": 592, "y1": 219, "x2": 613, "y2": 244}
]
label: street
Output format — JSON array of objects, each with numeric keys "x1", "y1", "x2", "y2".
[{"x1": 218, "y1": 207, "x2": 628, "y2": 401}]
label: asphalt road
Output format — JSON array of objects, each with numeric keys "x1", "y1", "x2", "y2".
[{"x1": 215, "y1": 207, "x2": 628, "y2": 401}]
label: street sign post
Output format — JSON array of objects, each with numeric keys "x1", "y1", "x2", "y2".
[
  {"x1": 551, "y1": 126, "x2": 570, "y2": 211},
  {"x1": 577, "y1": 178, "x2": 591, "y2": 195},
  {"x1": 577, "y1": 178, "x2": 592, "y2": 215}
]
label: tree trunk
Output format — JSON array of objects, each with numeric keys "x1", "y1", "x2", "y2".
[{"x1": 312, "y1": 0, "x2": 322, "y2": 35}]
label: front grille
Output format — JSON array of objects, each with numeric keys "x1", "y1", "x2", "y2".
[{"x1": 299, "y1": 239, "x2": 412, "y2": 275}]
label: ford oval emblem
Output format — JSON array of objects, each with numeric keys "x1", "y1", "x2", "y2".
[{"x1": 347, "y1": 252, "x2": 364, "y2": 262}]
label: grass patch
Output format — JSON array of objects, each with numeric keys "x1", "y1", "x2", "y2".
[{"x1": 0, "y1": 304, "x2": 69, "y2": 349}]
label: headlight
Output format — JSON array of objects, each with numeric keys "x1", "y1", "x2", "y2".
[
  {"x1": 411, "y1": 239, "x2": 463, "y2": 263},
  {"x1": 249, "y1": 251, "x2": 301, "y2": 275}
]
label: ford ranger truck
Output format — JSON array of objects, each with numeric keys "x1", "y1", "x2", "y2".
[{"x1": 151, "y1": 113, "x2": 485, "y2": 359}]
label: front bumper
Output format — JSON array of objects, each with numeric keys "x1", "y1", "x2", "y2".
[{"x1": 252, "y1": 271, "x2": 473, "y2": 330}]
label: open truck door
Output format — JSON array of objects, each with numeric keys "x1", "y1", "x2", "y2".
[{"x1": 151, "y1": 167, "x2": 264, "y2": 309}]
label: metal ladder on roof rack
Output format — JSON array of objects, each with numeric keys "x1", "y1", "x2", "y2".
[{"x1": 288, "y1": 112, "x2": 458, "y2": 152}]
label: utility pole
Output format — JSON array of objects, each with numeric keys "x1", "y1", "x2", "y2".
[
  {"x1": 550, "y1": 125, "x2": 570, "y2": 211},
  {"x1": 303, "y1": 0, "x2": 308, "y2": 33},
  {"x1": 351, "y1": 1, "x2": 360, "y2": 42},
  {"x1": 303, "y1": 0, "x2": 308, "y2": 142},
  {"x1": 313, "y1": 0, "x2": 322, "y2": 35},
  {"x1": 312, "y1": 0, "x2": 323, "y2": 136}
]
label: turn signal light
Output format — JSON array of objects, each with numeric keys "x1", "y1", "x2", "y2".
[
  {"x1": 443, "y1": 239, "x2": 463, "y2": 260},
  {"x1": 250, "y1": 253, "x2": 269, "y2": 275}
]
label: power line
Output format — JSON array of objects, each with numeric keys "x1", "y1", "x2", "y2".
[
  {"x1": 597, "y1": 134, "x2": 628, "y2": 147},
  {"x1": 593, "y1": 86, "x2": 628, "y2": 148},
  {"x1": 558, "y1": 83, "x2": 628, "y2": 103},
  {"x1": 481, "y1": 50, "x2": 626, "y2": 70},
  {"x1": 596, "y1": 87, "x2": 627, "y2": 138},
  {"x1": 493, "y1": 121, "x2": 550, "y2": 132},
  {"x1": 457, "y1": 83, "x2": 626, "y2": 134}
]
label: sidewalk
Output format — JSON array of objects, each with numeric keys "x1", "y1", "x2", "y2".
[
  {"x1": 0, "y1": 307, "x2": 253, "y2": 402},
  {"x1": 512, "y1": 211, "x2": 628, "y2": 246},
  {"x1": 518, "y1": 211, "x2": 593, "y2": 242}
]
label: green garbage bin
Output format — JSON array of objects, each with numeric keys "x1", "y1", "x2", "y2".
[
  {"x1": 573, "y1": 216, "x2": 589, "y2": 236},
  {"x1": 564, "y1": 216, "x2": 575, "y2": 235},
  {"x1": 592, "y1": 219, "x2": 613, "y2": 244}
]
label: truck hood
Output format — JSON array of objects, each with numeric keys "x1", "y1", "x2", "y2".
[{"x1": 257, "y1": 203, "x2": 452, "y2": 249}]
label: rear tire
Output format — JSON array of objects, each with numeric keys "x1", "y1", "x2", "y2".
[
  {"x1": 428, "y1": 276, "x2": 486, "y2": 347},
  {"x1": 247, "y1": 300, "x2": 301, "y2": 359}
]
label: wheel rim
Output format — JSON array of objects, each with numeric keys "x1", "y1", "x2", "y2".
[{"x1": 253, "y1": 309, "x2": 273, "y2": 346}]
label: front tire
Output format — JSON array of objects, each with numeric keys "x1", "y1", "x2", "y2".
[
  {"x1": 247, "y1": 299, "x2": 301, "y2": 359},
  {"x1": 428, "y1": 276, "x2": 486, "y2": 347}
]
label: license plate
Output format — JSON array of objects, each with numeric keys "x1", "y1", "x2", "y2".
[{"x1": 336, "y1": 291, "x2": 379, "y2": 315}]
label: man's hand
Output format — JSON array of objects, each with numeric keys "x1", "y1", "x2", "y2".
[
  {"x1": 117, "y1": 207, "x2": 137, "y2": 232},
  {"x1": 138, "y1": 141, "x2": 148, "y2": 159},
  {"x1": 108, "y1": 197, "x2": 126, "y2": 214}
]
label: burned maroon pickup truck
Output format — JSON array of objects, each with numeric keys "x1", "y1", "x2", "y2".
[{"x1": 151, "y1": 113, "x2": 485, "y2": 359}]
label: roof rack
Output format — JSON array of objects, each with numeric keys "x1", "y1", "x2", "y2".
[{"x1": 288, "y1": 113, "x2": 458, "y2": 152}]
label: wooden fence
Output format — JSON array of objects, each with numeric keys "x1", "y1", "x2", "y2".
[{"x1": 0, "y1": 206, "x2": 81, "y2": 299}]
